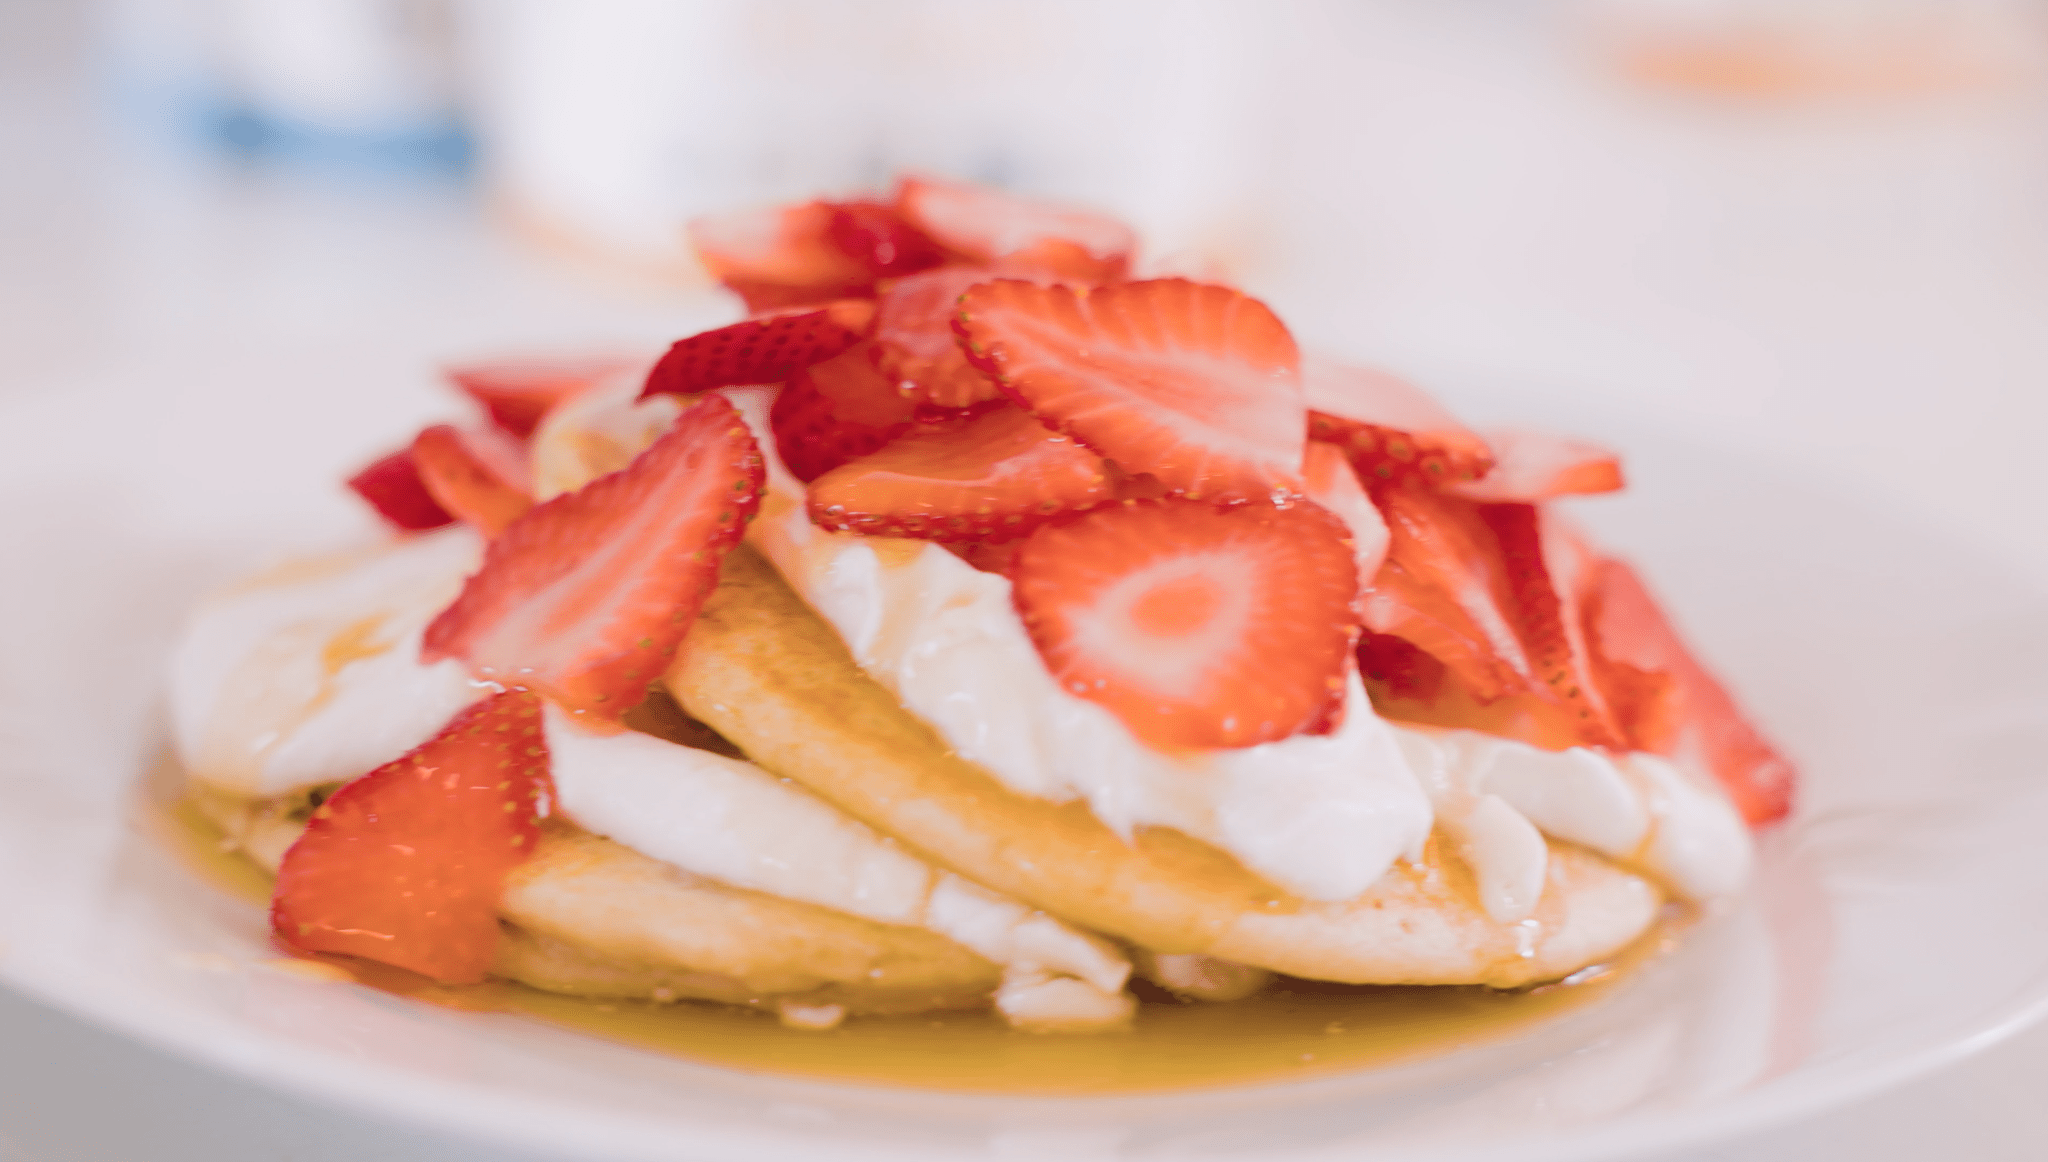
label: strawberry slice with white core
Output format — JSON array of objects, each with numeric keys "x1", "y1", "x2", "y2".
[
  {"x1": 412, "y1": 424, "x2": 535, "y2": 537},
  {"x1": 770, "y1": 341, "x2": 916, "y2": 482},
  {"x1": 445, "y1": 356, "x2": 635, "y2": 439},
  {"x1": 272, "y1": 689, "x2": 549, "y2": 984},
  {"x1": 808, "y1": 405, "x2": 1111, "y2": 541},
  {"x1": 688, "y1": 201, "x2": 878, "y2": 311},
  {"x1": 640, "y1": 299, "x2": 876, "y2": 401},
  {"x1": 422, "y1": 395, "x2": 764, "y2": 720},
  {"x1": 871, "y1": 267, "x2": 1006, "y2": 409},
  {"x1": 896, "y1": 175, "x2": 1135, "y2": 283},
  {"x1": 1303, "y1": 441, "x2": 1389, "y2": 598},
  {"x1": 1304, "y1": 358, "x2": 1494, "y2": 485},
  {"x1": 957, "y1": 279, "x2": 1306, "y2": 504},
  {"x1": 1446, "y1": 429, "x2": 1624, "y2": 503},
  {"x1": 348, "y1": 447, "x2": 454, "y2": 532},
  {"x1": 1582, "y1": 554, "x2": 1796, "y2": 824},
  {"x1": 1012, "y1": 499, "x2": 1358, "y2": 749}
]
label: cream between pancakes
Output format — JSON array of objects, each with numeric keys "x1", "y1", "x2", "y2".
[{"x1": 721, "y1": 386, "x2": 1751, "y2": 910}]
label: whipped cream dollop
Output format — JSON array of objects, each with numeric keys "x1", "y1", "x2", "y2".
[
  {"x1": 721, "y1": 385, "x2": 1752, "y2": 908},
  {"x1": 544, "y1": 704, "x2": 1132, "y2": 1009},
  {"x1": 169, "y1": 528, "x2": 486, "y2": 797}
]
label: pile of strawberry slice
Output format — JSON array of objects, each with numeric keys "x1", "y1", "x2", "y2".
[{"x1": 291, "y1": 174, "x2": 1792, "y2": 985}]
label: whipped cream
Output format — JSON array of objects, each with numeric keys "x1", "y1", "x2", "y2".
[
  {"x1": 544, "y1": 704, "x2": 1131, "y2": 998},
  {"x1": 169, "y1": 527, "x2": 487, "y2": 797},
  {"x1": 720, "y1": 385, "x2": 1751, "y2": 909}
]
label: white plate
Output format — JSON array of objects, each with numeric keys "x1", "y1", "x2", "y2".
[{"x1": 2, "y1": 373, "x2": 2045, "y2": 1162}]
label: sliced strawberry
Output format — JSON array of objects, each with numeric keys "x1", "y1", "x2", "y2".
[
  {"x1": 688, "y1": 201, "x2": 878, "y2": 311},
  {"x1": 1303, "y1": 440, "x2": 1390, "y2": 599},
  {"x1": 870, "y1": 266, "x2": 1007, "y2": 409},
  {"x1": 946, "y1": 536, "x2": 1024, "y2": 578},
  {"x1": 640, "y1": 299, "x2": 876, "y2": 401},
  {"x1": 1581, "y1": 554, "x2": 1796, "y2": 824},
  {"x1": 1361, "y1": 484, "x2": 1528, "y2": 702},
  {"x1": 957, "y1": 279, "x2": 1306, "y2": 504},
  {"x1": 412, "y1": 424, "x2": 535, "y2": 537},
  {"x1": 422, "y1": 395, "x2": 764, "y2": 719},
  {"x1": 769, "y1": 341, "x2": 916, "y2": 482},
  {"x1": 271, "y1": 689, "x2": 548, "y2": 984},
  {"x1": 1359, "y1": 486, "x2": 1622, "y2": 749},
  {"x1": 808, "y1": 405, "x2": 1111, "y2": 541},
  {"x1": 896, "y1": 175, "x2": 1135, "y2": 283},
  {"x1": 1303, "y1": 358, "x2": 1494, "y2": 485},
  {"x1": 1012, "y1": 499, "x2": 1358, "y2": 749},
  {"x1": 1447, "y1": 429, "x2": 1624, "y2": 503},
  {"x1": 347, "y1": 447, "x2": 454, "y2": 532},
  {"x1": 827, "y1": 201, "x2": 946, "y2": 279},
  {"x1": 444, "y1": 356, "x2": 634, "y2": 439}
]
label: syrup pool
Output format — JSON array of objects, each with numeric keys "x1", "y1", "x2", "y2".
[{"x1": 156, "y1": 786, "x2": 1671, "y2": 1095}]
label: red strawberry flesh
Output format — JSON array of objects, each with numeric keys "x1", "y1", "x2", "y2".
[
  {"x1": 1360, "y1": 486, "x2": 1622, "y2": 749},
  {"x1": 640, "y1": 299, "x2": 876, "y2": 401},
  {"x1": 871, "y1": 267, "x2": 1006, "y2": 409},
  {"x1": 1304, "y1": 358, "x2": 1494, "y2": 485},
  {"x1": 1447, "y1": 428, "x2": 1625, "y2": 503},
  {"x1": 348, "y1": 447, "x2": 455, "y2": 532},
  {"x1": 422, "y1": 395, "x2": 764, "y2": 719},
  {"x1": 1582, "y1": 554, "x2": 1796, "y2": 824},
  {"x1": 1303, "y1": 440, "x2": 1389, "y2": 599},
  {"x1": 688, "y1": 201, "x2": 877, "y2": 311},
  {"x1": 445, "y1": 356, "x2": 634, "y2": 439},
  {"x1": 827, "y1": 201, "x2": 946, "y2": 278},
  {"x1": 271, "y1": 689, "x2": 550, "y2": 984},
  {"x1": 895, "y1": 175, "x2": 1134, "y2": 282},
  {"x1": 957, "y1": 278, "x2": 1306, "y2": 504},
  {"x1": 1012, "y1": 499, "x2": 1357, "y2": 749},
  {"x1": 412, "y1": 424, "x2": 535, "y2": 537},
  {"x1": 808, "y1": 405, "x2": 1111, "y2": 541},
  {"x1": 770, "y1": 341, "x2": 916, "y2": 483}
]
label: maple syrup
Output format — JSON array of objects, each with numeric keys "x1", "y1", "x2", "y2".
[{"x1": 155, "y1": 787, "x2": 1657, "y2": 1095}]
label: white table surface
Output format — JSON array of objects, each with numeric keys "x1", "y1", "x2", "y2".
[{"x1": 3, "y1": 1, "x2": 2045, "y2": 1159}]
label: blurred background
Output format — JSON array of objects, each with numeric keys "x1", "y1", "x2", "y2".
[
  {"x1": 9, "y1": 0, "x2": 2048, "y2": 581},
  {"x1": 4, "y1": 0, "x2": 2048, "y2": 1159}
]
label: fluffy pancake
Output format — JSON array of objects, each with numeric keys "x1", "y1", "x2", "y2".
[
  {"x1": 191, "y1": 788, "x2": 1005, "y2": 1017},
  {"x1": 667, "y1": 544, "x2": 1663, "y2": 988}
]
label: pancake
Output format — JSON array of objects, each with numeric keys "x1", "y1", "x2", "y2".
[
  {"x1": 192, "y1": 787, "x2": 1006, "y2": 1019},
  {"x1": 667, "y1": 544, "x2": 1663, "y2": 989}
]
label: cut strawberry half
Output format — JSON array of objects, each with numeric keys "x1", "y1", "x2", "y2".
[
  {"x1": 1303, "y1": 358, "x2": 1494, "y2": 485},
  {"x1": 895, "y1": 175, "x2": 1135, "y2": 283},
  {"x1": 1581, "y1": 554, "x2": 1796, "y2": 824},
  {"x1": 412, "y1": 424, "x2": 535, "y2": 537},
  {"x1": 348, "y1": 447, "x2": 455, "y2": 532},
  {"x1": 870, "y1": 266, "x2": 1006, "y2": 409},
  {"x1": 271, "y1": 689, "x2": 549, "y2": 984},
  {"x1": 1359, "y1": 485, "x2": 1621, "y2": 749},
  {"x1": 1303, "y1": 440, "x2": 1390, "y2": 600},
  {"x1": 769, "y1": 341, "x2": 916, "y2": 483},
  {"x1": 957, "y1": 279, "x2": 1306, "y2": 504},
  {"x1": 827, "y1": 200, "x2": 946, "y2": 279},
  {"x1": 1447, "y1": 429, "x2": 1624, "y2": 503},
  {"x1": 688, "y1": 200, "x2": 879, "y2": 311},
  {"x1": 422, "y1": 395, "x2": 764, "y2": 719},
  {"x1": 1012, "y1": 499, "x2": 1358, "y2": 749},
  {"x1": 808, "y1": 405, "x2": 1111, "y2": 541},
  {"x1": 640, "y1": 299, "x2": 876, "y2": 401},
  {"x1": 444, "y1": 356, "x2": 635, "y2": 439}
]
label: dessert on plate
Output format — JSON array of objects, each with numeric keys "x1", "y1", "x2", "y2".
[{"x1": 169, "y1": 175, "x2": 1793, "y2": 1035}]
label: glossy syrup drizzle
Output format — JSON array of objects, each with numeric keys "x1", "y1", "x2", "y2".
[{"x1": 157, "y1": 787, "x2": 1669, "y2": 1095}]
